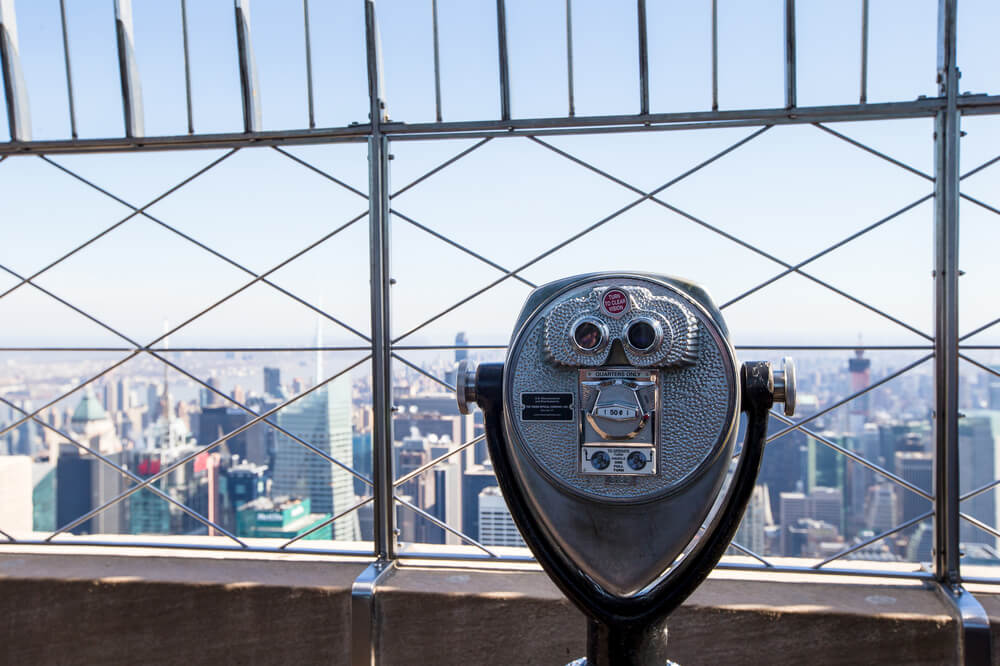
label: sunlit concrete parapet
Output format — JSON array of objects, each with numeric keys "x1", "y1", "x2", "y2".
[{"x1": 0, "y1": 547, "x2": 989, "y2": 665}]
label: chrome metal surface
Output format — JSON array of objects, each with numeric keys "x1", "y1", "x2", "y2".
[
  {"x1": 234, "y1": 0, "x2": 262, "y2": 133},
  {"x1": 351, "y1": 559, "x2": 397, "y2": 666},
  {"x1": 937, "y1": 583, "x2": 994, "y2": 666},
  {"x1": 772, "y1": 356, "x2": 796, "y2": 417},
  {"x1": 58, "y1": 0, "x2": 77, "y2": 138},
  {"x1": 0, "y1": 0, "x2": 30, "y2": 141},
  {"x1": 784, "y1": 0, "x2": 796, "y2": 109},
  {"x1": 366, "y1": 0, "x2": 395, "y2": 562},
  {"x1": 933, "y1": 0, "x2": 961, "y2": 587},
  {"x1": 113, "y1": 0, "x2": 144, "y2": 138},
  {"x1": 496, "y1": 0, "x2": 510, "y2": 121},
  {"x1": 456, "y1": 359, "x2": 478, "y2": 415}
]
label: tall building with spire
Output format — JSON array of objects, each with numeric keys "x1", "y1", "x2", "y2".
[
  {"x1": 848, "y1": 345, "x2": 872, "y2": 436},
  {"x1": 271, "y1": 314, "x2": 359, "y2": 541}
]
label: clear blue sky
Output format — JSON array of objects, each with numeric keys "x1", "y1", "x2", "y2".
[{"x1": 1, "y1": 1, "x2": 999, "y2": 354}]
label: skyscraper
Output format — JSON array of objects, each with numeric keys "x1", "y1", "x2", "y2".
[
  {"x1": 848, "y1": 347, "x2": 872, "y2": 435},
  {"x1": 263, "y1": 367, "x2": 282, "y2": 398},
  {"x1": 272, "y1": 375, "x2": 359, "y2": 542},
  {"x1": 478, "y1": 486, "x2": 525, "y2": 548},
  {"x1": 455, "y1": 332, "x2": 468, "y2": 364}
]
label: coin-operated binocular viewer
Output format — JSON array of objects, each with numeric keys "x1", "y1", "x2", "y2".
[{"x1": 456, "y1": 273, "x2": 795, "y2": 666}]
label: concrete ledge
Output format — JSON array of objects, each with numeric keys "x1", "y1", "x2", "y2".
[{"x1": 0, "y1": 548, "x2": 994, "y2": 664}]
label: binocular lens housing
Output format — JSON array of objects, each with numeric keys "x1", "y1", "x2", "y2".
[
  {"x1": 625, "y1": 318, "x2": 662, "y2": 353},
  {"x1": 571, "y1": 317, "x2": 608, "y2": 352}
]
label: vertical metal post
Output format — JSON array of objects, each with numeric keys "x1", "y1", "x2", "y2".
[
  {"x1": 234, "y1": 0, "x2": 262, "y2": 133},
  {"x1": 180, "y1": 0, "x2": 194, "y2": 133},
  {"x1": 303, "y1": 0, "x2": 315, "y2": 129},
  {"x1": 784, "y1": 0, "x2": 796, "y2": 109},
  {"x1": 711, "y1": 0, "x2": 718, "y2": 111},
  {"x1": 365, "y1": 0, "x2": 395, "y2": 563},
  {"x1": 933, "y1": 0, "x2": 961, "y2": 586},
  {"x1": 58, "y1": 0, "x2": 77, "y2": 139},
  {"x1": 496, "y1": 0, "x2": 511, "y2": 121},
  {"x1": 431, "y1": 0, "x2": 442, "y2": 122},
  {"x1": 0, "y1": 0, "x2": 30, "y2": 141},
  {"x1": 565, "y1": 0, "x2": 575, "y2": 117},
  {"x1": 859, "y1": 0, "x2": 869, "y2": 104},
  {"x1": 637, "y1": 0, "x2": 649, "y2": 115},
  {"x1": 114, "y1": 0, "x2": 144, "y2": 138}
]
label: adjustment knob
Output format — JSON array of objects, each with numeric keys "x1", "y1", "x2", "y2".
[
  {"x1": 772, "y1": 357, "x2": 796, "y2": 417},
  {"x1": 456, "y1": 360, "x2": 478, "y2": 415}
]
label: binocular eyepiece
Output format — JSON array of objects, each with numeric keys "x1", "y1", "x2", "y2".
[{"x1": 456, "y1": 272, "x2": 795, "y2": 665}]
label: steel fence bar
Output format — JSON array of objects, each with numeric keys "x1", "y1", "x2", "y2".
[
  {"x1": 960, "y1": 192, "x2": 1000, "y2": 217},
  {"x1": 431, "y1": 0, "x2": 442, "y2": 122},
  {"x1": 180, "y1": 0, "x2": 194, "y2": 133},
  {"x1": 933, "y1": 0, "x2": 961, "y2": 585},
  {"x1": 114, "y1": 0, "x2": 144, "y2": 138},
  {"x1": 531, "y1": 135, "x2": 933, "y2": 341},
  {"x1": 0, "y1": 263, "x2": 142, "y2": 347},
  {"x1": 768, "y1": 410, "x2": 934, "y2": 500},
  {"x1": 728, "y1": 541, "x2": 774, "y2": 567},
  {"x1": 0, "y1": 352, "x2": 139, "y2": 439},
  {"x1": 960, "y1": 512, "x2": 1000, "y2": 543},
  {"x1": 0, "y1": 527, "x2": 13, "y2": 542},
  {"x1": 395, "y1": 495, "x2": 499, "y2": 557},
  {"x1": 766, "y1": 353, "x2": 933, "y2": 443},
  {"x1": 814, "y1": 123, "x2": 933, "y2": 181},
  {"x1": 1, "y1": 395, "x2": 248, "y2": 547},
  {"x1": 961, "y1": 478, "x2": 1000, "y2": 503},
  {"x1": 860, "y1": 0, "x2": 869, "y2": 103},
  {"x1": 58, "y1": 0, "x2": 77, "y2": 138},
  {"x1": 960, "y1": 352, "x2": 1000, "y2": 380},
  {"x1": 392, "y1": 126, "x2": 770, "y2": 344},
  {"x1": 8, "y1": 97, "x2": 1000, "y2": 156},
  {"x1": 566, "y1": 0, "x2": 575, "y2": 116},
  {"x1": 393, "y1": 344, "x2": 507, "y2": 350},
  {"x1": 303, "y1": 0, "x2": 315, "y2": 129},
  {"x1": 0, "y1": 346, "x2": 374, "y2": 352},
  {"x1": 40, "y1": 154, "x2": 370, "y2": 343},
  {"x1": 0, "y1": 538, "x2": 375, "y2": 557},
  {"x1": 961, "y1": 153, "x2": 1000, "y2": 181},
  {"x1": 0, "y1": 149, "x2": 238, "y2": 302},
  {"x1": 366, "y1": 0, "x2": 394, "y2": 562},
  {"x1": 721, "y1": 192, "x2": 934, "y2": 310},
  {"x1": 735, "y1": 345, "x2": 934, "y2": 350},
  {"x1": 711, "y1": 0, "x2": 718, "y2": 111},
  {"x1": 390, "y1": 137, "x2": 492, "y2": 199},
  {"x1": 961, "y1": 345, "x2": 1000, "y2": 351},
  {"x1": 394, "y1": 435, "x2": 485, "y2": 487},
  {"x1": 146, "y1": 209, "x2": 368, "y2": 349},
  {"x1": 235, "y1": 0, "x2": 262, "y2": 133},
  {"x1": 813, "y1": 510, "x2": 933, "y2": 568},
  {"x1": 280, "y1": 496, "x2": 373, "y2": 548},
  {"x1": 784, "y1": 0, "x2": 796, "y2": 108},
  {"x1": 149, "y1": 349, "x2": 372, "y2": 486},
  {"x1": 392, "y1": 352, "x2": 455, "y2": 392},
  {"x1": 637, "y1": 0, "x2": 649, "y2": 115},
  {"x1": 0, "y1": 347, "x2": 136, "y2": 352},
  {"x1": 389, "y1": 209, "x2": 535, "y2": 288},
  {"x1": 960, "y1": 316, "x2": 1000, "y2": 343},
  {"x1": 272, "y1": 145, "x2": 368, "y2": 199},
  {"x1": 46, "y1": 355, "x2": 370, "y2": 539},
  {"x1": 496, "y1": 0, "x2": 510, "y2": 121}
]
